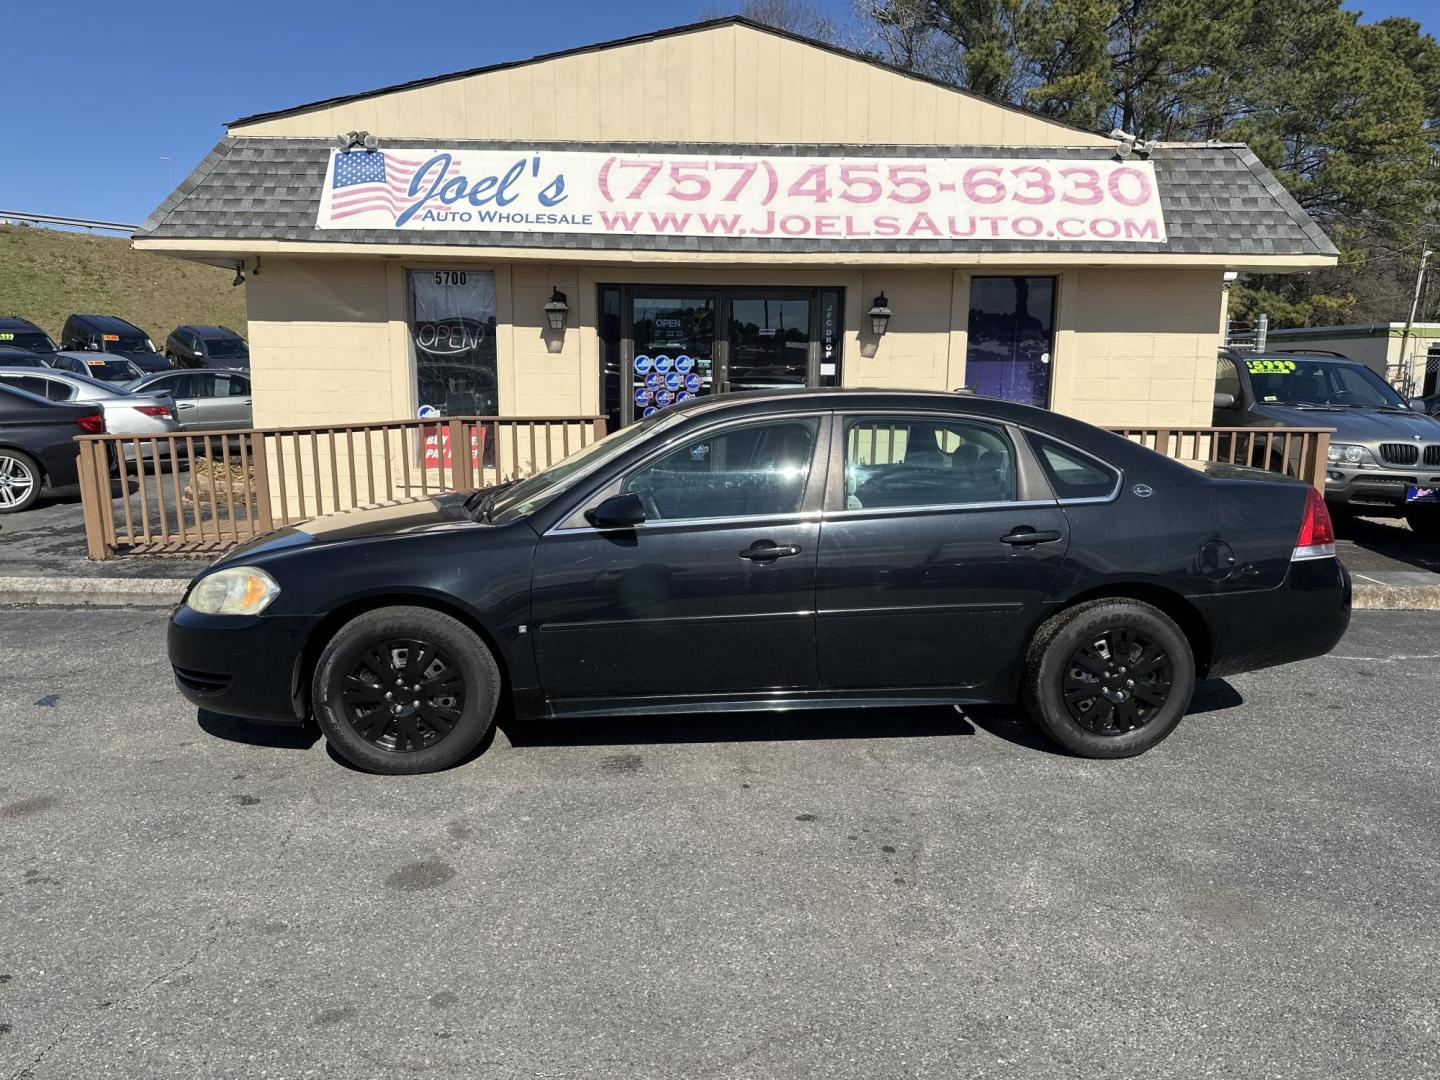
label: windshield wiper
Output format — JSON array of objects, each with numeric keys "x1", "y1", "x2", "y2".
[{"x1": 464, "y1": 482, "x2": 515, "y2": 523}]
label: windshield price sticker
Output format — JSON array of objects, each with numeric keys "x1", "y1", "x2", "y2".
[
  {"x1": 1246, "y1": 359, "x2": 1297, "y2": 374},
  {"x1": 0, "y1": 333, "x2": 12, "y2": 341}
]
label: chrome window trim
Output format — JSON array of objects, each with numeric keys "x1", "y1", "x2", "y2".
[
  {"x1": 821, "y1": 497, "x2": 1057, "y2": 520},
  {"x1": 547, "y1": 510, "x2": 822, "y2": 538}
]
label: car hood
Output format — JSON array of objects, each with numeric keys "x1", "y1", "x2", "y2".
[
  {"x1": 1257, "y1": 405, "x2": 1440, "y2": 443},
  {"x1": 214, "y1": 492, "x2": 480, "y2": 565}
]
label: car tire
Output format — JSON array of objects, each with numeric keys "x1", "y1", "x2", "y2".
[
  {"x1": 1022, "y1": 599, "x2": 1196, "y2": 759},
  {"x1": 312, "y1": 606, "x2": 501, "y2": 775},
  {"x1": 1405, "y1": 508, "x2": 1440, "y2": 540},
  {"x1": 0, "y1": 449, "x2": 42, "y2": 514}
]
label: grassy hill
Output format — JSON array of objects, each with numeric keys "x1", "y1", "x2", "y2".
[{"x1": 0, "y1": 224, "x2": 246, "y2": 345}]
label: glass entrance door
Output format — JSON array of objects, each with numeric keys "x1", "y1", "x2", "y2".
[
  {"x1": 630, "y1": 295, "x2": 717, "y2": 420},
  {"x1": 965, "y1": 276, "x2": 1057, "y2": 409},
  {"x1": 725, "y1": 296, "x2": 811, "y2": 392},
  {"x1": 613, "y1": 286, "x2": 843, "y2": 426}
]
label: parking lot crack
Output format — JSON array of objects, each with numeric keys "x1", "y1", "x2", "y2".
[{"x1": 8, "y1": 1020, "x2": 73, "y2": 1080}]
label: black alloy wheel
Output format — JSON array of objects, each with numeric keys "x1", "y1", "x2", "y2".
[
  {"x1": 341, "y1": 638, "x2": 466, "y2": 752},
  {"x1": 1060, "y1": 627, "x2": 1173, "y2": 735},
  {"x1": 1023, "y1": 598, "x2": 1196, "y2": 759},
  {"x1": 312, "y1": 606, "x2": 501, "y2": 774}
]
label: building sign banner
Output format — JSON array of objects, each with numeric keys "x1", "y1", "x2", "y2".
[{"x1": 318, "y1": 150, "x2": 1167, "y2": 243}]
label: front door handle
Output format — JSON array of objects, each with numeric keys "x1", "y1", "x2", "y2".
[
  {"x1": 739, "y1": 541, "x2": 802, "y2": 562},
  {"x1": 999, "y1": 527, "x2": 1063, "y2": 547}
]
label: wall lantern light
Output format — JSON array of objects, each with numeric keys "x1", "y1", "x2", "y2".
[
  {"x1": 544, "y1": 288, "x2": 571, "y2": 331},
  {"x1": 868, "y1": 293, "x2": 893, "y2": 336}
]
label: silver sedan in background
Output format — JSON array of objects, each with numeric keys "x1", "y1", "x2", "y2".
[
  {"x1": 0, "y1": 368, "x2": 179, "y2": 459},
  {"x1": 50, "y1": 351, "x2": 147, "y2": 385},
  {"x1": 128, "y1": 369, "x2": 252, "y2": 432}
]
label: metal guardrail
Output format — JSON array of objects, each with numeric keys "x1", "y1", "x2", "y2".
[
  {"x1": 1, "y1": 211, "x2": 139, "y2": 233},
  {"x1": 1109, "y1": 425, "x2": 1333, "y2": 489},
  {"x1": 76, "y1": 415, "x2": 607, "y2": 559}
]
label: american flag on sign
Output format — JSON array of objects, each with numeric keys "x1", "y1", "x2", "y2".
[{"x1": 329, "y1": 151, "x2": 424, "y2": 221}]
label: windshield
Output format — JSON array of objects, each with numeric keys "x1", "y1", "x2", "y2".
[
  {"x1": 488, "y1": 413, "x2": 682, "y2": 524},
  {"x1": 0, "y1": 330, "x2": 57, "y2": 354},
  {"x1": 82, "y1": 358, "x2": 144, "y2": 382},
  {"x1": 204, "y1": 337, "x2": 248, "y2": 358},
  {"x1": 1245, "y1": 357, "x2": 1408, "y2": 409},
  {"x1": 105, "y1": 334, "x2": 157, "y2": 356}
]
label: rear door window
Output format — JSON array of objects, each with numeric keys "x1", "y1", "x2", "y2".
[{"x1": 842, "y1": 416, "x2": 1017, "y2": 509}]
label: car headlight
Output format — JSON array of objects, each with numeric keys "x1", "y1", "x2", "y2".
[
  {"x1": 185, "y1": 566, "x2": 280, "y2": 615},
  {"x1": 1327, "y1": 443, "x2": 1371, "y2": 465}
]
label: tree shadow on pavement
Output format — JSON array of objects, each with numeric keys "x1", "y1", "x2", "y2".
[{"x1": 196, "y1": 708, "x2": 320, "y2": 750}]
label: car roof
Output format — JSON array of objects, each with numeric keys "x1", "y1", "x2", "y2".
[
  {"x1": 0, "y1": 316, "x2": 45, "y2": 330},
  {"x1": 177, "y1": 324, "x2": 241, "y2": 338},
  {"x1": 57, "y1": 349, "x2": 136, "y2": 361},
  {"x1": 68, "y1": 313, "x2": 145, "y2": 333},
  {"x1": 0, "y1": 366, "x2": 124, "y2": 393},
  {"x1": 0, "y1": 346, "x2": 45, "y2": 358},
  {"x1": 1222, "y1": 347, "x2": 1364, "y2": 365}
]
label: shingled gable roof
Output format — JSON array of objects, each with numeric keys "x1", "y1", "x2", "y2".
[
  {"x1": 226, "y1": 16, "x2": 1102, "y2": 142},
  {"x1": 137, "y1": 137, "x2": 1338, "y2": 260}
]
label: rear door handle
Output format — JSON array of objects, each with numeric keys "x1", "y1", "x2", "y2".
[
  {"x1": 739, "y1": 541, "x2": 802, "y2": 561},
  {"x1": 999, "y1": 527, "x2": 1063, "y2": 546},
  {"x1": 177, "y1": 402, "x2": 196, "y2": 410}
]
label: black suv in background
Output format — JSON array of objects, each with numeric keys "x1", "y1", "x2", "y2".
[
  {"x1": 0, "y1": 316, "x2": 58, "y2": 358},
  {"x1": 165, "y1": 325, "x2": 249, "y2": 369},
  {"x1": 1214, "y1": 348, "x2": 1440, "y2": 537},
  {"x1": 60, "y1": 314, "x2": 170, "y2": 374}
]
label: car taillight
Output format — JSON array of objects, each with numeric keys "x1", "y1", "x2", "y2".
[
  {"x1": 76, "y1": 413, "x2": 105, "y2": 434},
  {"x1": 1293, "y1": 486, "x2": 1336, "y2": 560},
  {"x1": 135, "y1": 405, "x2": 170, "y2": 419}
]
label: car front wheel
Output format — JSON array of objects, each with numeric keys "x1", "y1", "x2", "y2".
[
  {"x1": 1023, "y1": 599, "x2": 1196, "y2": 758},
  {"x1": 312, "y1": 606, "x2": 501, "y2": 774},
  {"x1": 0, "y1": 450, "x2": 41, "y2": 513}
]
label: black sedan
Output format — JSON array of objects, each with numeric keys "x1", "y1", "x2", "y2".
[
  {"x1": 169, "y1": 389, "x2": 1351, "y2": 772},
  {"x1": 0, "y1": 383, "x2": 104, "y2": 512}
]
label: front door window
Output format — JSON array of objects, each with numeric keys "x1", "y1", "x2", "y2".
[
  {"x1": 622, "y1": 417, "x2": 819, "y2": 521},
  {"x1": 965, "y1": 276, "x2": 1057, "y2": 409}
]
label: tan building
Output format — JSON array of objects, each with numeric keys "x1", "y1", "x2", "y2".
[{"x1": 135, "y1": 17, "x2": 1336, "y2": 435}]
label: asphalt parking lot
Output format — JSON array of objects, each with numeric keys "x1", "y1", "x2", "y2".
[{"x1": 2, "y1": 607, "x2": 1438, "y2": 1079}]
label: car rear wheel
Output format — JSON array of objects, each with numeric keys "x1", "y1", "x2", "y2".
[
  {"x1": 312, "y1": 606, "x2": 500, "y2": 774},
  {"x1": 1405, "y1": 508, "x2": 1440, "y2": 540},
  {"x1": 1023, "y1": 599, "x2": 1196, "y2": 758},
  {"x1": 0, "y1": 450, "x2": 41, "y2": 513}
]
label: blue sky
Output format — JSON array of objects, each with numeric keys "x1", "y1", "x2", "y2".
[{"x1": 3, "y1": 0, "x2": 1434, "y2": 226}]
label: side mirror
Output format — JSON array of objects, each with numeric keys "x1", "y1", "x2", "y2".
[
  {"x1": 1214, "y1": 391, "x2": 1237, "y2": 410},
  {"x1": 1409, "y1": 397, "x2": 1426, "y2": 412},
  {"x1": 585, "y1": 492, "x2": 645, "y2": 529}
]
